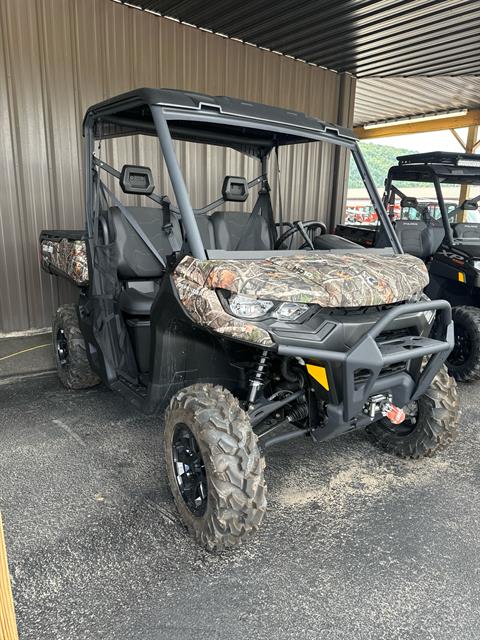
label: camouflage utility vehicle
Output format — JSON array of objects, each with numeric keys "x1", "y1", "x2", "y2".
[
  {"x1": 40, "y1": 89, "x2": 459, "y2": 550},
  {"x1": 384, "y1": 153, "x2": 480, "y2": 383},
  {"x1": 340, "y1": 152, "x2": 480, "y2": 382}
]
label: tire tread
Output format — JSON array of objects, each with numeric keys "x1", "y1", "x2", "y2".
[{"x1": 164, "y1": 384, "x2": 267, "y2": 551}]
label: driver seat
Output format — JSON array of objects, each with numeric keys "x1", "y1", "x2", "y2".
[{"x1": 209, "y1": 211, "x2": 273, "y2": 250}]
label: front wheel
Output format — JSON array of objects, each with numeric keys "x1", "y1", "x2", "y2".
[
  {"x1": 366, "y1": 366, "x2": 459, "y2": 459},
  {"x1": 447, "y1": 306, "x2": 480, "y2": 382},
  {"x1": 163, "y1": 384, "x2": 267, "y2": 551}
]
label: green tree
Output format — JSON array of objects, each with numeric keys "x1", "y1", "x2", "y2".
[{"x1": 349, "y1": 142, "x2": 416, "y2": 189}]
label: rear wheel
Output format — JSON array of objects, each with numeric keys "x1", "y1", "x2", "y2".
[
  {"x1": 366, "y1": 366, "x2": 459, "y2": 459},
  {"x1": 447, "y1": 306, "x2": 480, "y2": 382},
  {"x1": 52, "y1": 304, "x2": 100, "y2": 390},
  {"x1": 163, "y1": 384, "x2": 267, "y2": 551}
]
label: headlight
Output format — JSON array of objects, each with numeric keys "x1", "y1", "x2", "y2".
[
  {"x1": 228, "y1": 294, "x2": 274, "y2": 319},
  {"x1": 473, "y1": 260, "x2": 480, "y2": 271},
  {"x1": 272, "y1": 301, "x2": 309, "y2": 321},
  {"x1": 226, "y1": 293, "x2": 310, "y2": 322}
]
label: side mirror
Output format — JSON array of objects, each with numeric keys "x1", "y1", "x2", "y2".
[
  {"x1": 222, "y1": 176, "x2": 248, "y2": 202},
  {"x1": 461, "y1": 199, "x2": 478, "y2": 211},
  {"x1": 120, "y1": 165, "x2": 154, "y2": 195},
  {"x1": 400, "y1": 196, "x2": 418, "y2": 208}
]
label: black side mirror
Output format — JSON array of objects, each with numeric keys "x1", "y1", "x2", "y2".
[
  {"x1": 222, "y1": 176, "x2": 248, "y2": 202},
  {"x1": 461, "y1": 199, "x2": 478, "y2": 211},
  {"x1": 120, "y1": 165, "x2": 154, "y2": 195},
  {"x1": 400, "y1": 196, "x2": 418, "y2": 208}
]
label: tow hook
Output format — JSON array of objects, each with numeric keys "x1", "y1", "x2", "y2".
[{"x1": 364, "y1": 393, "x2": 406, "y2": 424}]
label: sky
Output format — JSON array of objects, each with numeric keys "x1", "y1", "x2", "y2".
[{"x1": 363, "y1": 128, "x2": 469, "y2": 153}]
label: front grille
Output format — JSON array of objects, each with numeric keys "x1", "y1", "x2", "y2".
[
  {"x1": 353, "y1": 327, "x2": 412, "y2": 388},
  {"x1": 325, "y1": 301, "x2": 406, "y2": 317}
]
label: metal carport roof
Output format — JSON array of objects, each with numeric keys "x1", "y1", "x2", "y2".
[
  {"x1": 117, "y1": 0, "x2": 480, "y2": 77},
  {"x1": 354, "y1": 75, "x2": 480, "y2": 126}
]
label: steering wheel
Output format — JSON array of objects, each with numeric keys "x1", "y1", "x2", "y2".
[{"x1": 274, "y1": 220, "x2": 327, "y2": 250}]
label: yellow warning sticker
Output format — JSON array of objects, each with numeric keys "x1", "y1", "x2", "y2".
[{"x1": 306, "y1": 364, "x2": 329, "y2": 391}]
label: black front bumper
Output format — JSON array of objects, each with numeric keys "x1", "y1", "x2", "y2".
[{"x1": 276, "y1": 300, "x2": 454, "y2": 437}]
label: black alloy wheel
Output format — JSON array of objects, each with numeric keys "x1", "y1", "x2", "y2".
[
  {"x1": 52, "y1": 304, "x2": 100, "y2": 389},
  {"x1": 447, "y1": 306, "x2": 480, "y2": 382},
  {"x1": 449, "y1": 323, "x2": 471, "y2": 367},
  {"x1": 56, "y1": 328, "x2": 69, "y2": 367},
  {"x1": 172, "y1": 423, "x2": 208, "y2": 516}
]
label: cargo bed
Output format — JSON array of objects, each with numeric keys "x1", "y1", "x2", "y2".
[{"x1": 40, "y1": 230, "x2": 88, "y2": 286}]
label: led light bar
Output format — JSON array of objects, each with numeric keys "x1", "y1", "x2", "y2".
[{"x1": 458, "y1": 159, "x2": 480, "y2": 167}]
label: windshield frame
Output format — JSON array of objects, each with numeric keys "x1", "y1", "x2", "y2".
[
  {"x1": 84, "y1": 103, "x2": 402, "y2": 258},
  {"x1": 154, "y1": 106, "x2": 402, "y2": 257}
]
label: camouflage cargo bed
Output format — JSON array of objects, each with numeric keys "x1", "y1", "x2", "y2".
[{"x1": 40, "y1": 230, "x2": 88, "y2": 286}]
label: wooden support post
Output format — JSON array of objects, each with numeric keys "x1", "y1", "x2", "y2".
[
  {"x1": 449, "y1": 128, "x2": 466, "y2": 151},
  {"x1": 459, "y1": 125, "x2": 479, "y2": 211},
  {"x1": 0, "y1": 513, "x2": 19, "y2": 640}
]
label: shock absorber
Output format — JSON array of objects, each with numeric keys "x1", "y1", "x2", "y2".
[
  {"x1": 286, "y1": 402, "x2": 308, "y2": 424},
  {"x1": 247, "y1": 350, "x2": 271, "y2": 408}
]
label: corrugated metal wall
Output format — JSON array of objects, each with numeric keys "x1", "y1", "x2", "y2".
[{"x1": 0, "y1": 0, "x2": 354, "y2": 333}]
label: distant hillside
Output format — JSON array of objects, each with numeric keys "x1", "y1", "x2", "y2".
[{"x1": 349, "y1": 142, "x2": 416, "y2": 189}]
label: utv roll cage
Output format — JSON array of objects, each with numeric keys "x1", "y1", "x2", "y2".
[
  {"x1": 385, "y1": 151, "x2": 480, "y2": 248},
  {"x1": 83, "y1": 88, "x2": 402, "y2": 256}
]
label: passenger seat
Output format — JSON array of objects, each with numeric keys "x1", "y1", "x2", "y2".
[
  {"x1": 452, "y1": 223, "x2": 480, "y2": 239},
  {"x1": 394, "y1": 220, "x2": 443, "y2": 259}
]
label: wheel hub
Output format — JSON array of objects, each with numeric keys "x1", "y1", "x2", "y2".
[
  {"x1": 172, "y1": 424, "x2": 208, "y2": 516},
  {"x1": 449, "y1": 324, "x2": 471, "y2": 366},
  {"x1": 56, "y1": 328, "x2": 69, "y2": 367}
]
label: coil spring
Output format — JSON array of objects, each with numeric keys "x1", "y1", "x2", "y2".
[
  {"x1": 251, "y1": 350, "x2": 270, "y2": 385},
  {"x1": 248, "y1": 350, "x2": 271, "y2": 406}
]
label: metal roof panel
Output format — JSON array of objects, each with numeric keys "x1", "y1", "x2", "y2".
[{"x1": 119, "y1": 0, "x2": 480, "y2": 77}]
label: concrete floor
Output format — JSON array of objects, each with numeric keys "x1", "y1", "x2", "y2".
[{"x1": 1, "y1": 337, "x2": 479, "y2": 639}]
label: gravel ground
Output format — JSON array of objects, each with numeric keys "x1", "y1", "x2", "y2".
[{"x1": 0, "y1": 368, "x2": 479, "y2": 640}]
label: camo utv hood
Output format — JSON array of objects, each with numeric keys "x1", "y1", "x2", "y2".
[
  {"x1": 173, "y1": 252, "x2": 429, "y2": 346},
  {"x1": 175, "y1": 252, "x2": 429, "y2": 307}
]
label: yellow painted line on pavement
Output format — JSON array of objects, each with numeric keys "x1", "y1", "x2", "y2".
[{"x1": 0, "y1": 343, "x2": 49, "y2": 362}]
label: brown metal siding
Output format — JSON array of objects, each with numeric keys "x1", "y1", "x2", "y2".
[{"x1": 0, "y1": 0, "x2": 352, "y2": 333}]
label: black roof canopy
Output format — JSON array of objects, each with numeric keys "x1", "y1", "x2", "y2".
[
  {"x1": 389, "y1": 152, "x2": 480, "y2": 184},
  {"x1": 84, "y1": 87, "x2": 355, "y2": 150}
]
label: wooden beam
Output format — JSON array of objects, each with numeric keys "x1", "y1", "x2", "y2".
[
  {"x1": 0, "y1": 513, "x2": 19, "y2": 640},
  {"x1": 449, "y1": 128, "x2": 466, "y2": 150},
  {"x1": 459, "y1": 125, "x2": 479, "y2": 208},
  {"x1": 354, "y1": 109, "x2": 480, "y2": 139}
]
